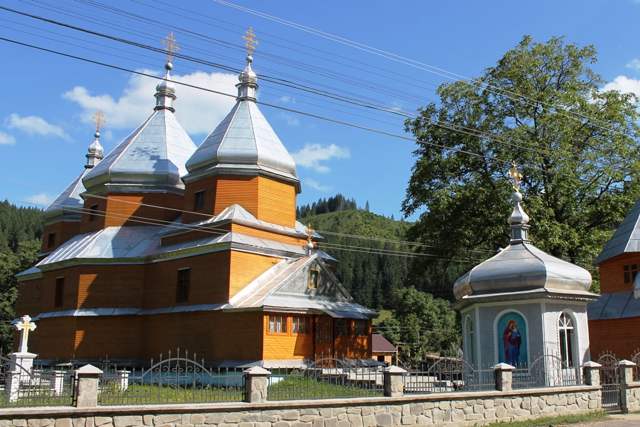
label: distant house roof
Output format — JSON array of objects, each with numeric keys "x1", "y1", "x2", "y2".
[
  {"x1": 588, "y1": 291, "x2": 640, "y2": 320},
  {"x1": 372, "y1": 333, "x2": 396, "y2": 353},
  {"x1": 597, "y1": 199, "x2": 640, "y2": 264}
]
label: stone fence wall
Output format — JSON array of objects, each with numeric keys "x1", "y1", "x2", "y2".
[{"x1": 0, "y1": 385, "x2": 601, "y2": 427}]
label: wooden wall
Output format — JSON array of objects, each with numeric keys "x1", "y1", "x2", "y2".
[
  {"x1": 41, "y1": 221, "x2": 80, "y2": 253},
  {"x1": 262, "y1": 313, "x2": 314, "y2": 360},
  {"x1": 599, "y1": 253, "x2": 638, "y2": 294},
  {"x1": 229, "y1": 251, "x2": 280, "y2": 298},
  {"x1": 589, "y1": 317, "x2": 640, "y2": 359}
]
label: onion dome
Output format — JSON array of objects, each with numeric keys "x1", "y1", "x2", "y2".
[
  {"x1": 184, "y1": 51, "x2": 299, "y2": 190},
  {"x1": 83, "y1": 60, "x2": 196, "y2": 194},
  {"x1": 45, "y1": 127, "x2": 104, "y2": 221},
  {"x1": 453, "y1": 184, "x2": 592, "y2": 301}
]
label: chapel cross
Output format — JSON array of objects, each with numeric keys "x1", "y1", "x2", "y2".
[
  {"x1": 306, "y1": 223, "x2": 316, "y2": 251},
  {"x1": 162, "y1": 32, "x2": 179, "y2": 63},
  {"x1": 508, "y1": 161, "x2": 523, "y2": 192},
  {"x1": 93, "y1": 111, "x2": 105, "y2": 134},
  {"x1": 243, "y1": 27, "x2": 258, "y2": 56},
  {"x1": 14, "y1": 315, "x2": 36, "y2": 353}
]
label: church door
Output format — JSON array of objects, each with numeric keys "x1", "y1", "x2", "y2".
[{"x1": 314, "y1": 316, "x2": 333, "y2": 361}]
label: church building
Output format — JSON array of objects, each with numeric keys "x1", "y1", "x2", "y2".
[
  {"x1": 453, "y1": 166, "x2": 597, "y2": 371},
  {"x1": 588, "y1": 199, "x2": 640, "y2": 359},
  {"x1": 14, "y1": 34, "x2": 374, "y2": 367}
]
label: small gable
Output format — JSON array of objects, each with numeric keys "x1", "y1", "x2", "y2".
[{"x1": 275, "y1": 257, "x2": 351, "y2": 302}]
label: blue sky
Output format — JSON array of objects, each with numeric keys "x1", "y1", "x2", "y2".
[{"x1": 0, "y1": 0, "x2": 639, "y2": 218}]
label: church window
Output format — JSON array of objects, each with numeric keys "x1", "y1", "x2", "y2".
[
  {"x1": 47, "y1": 233, "x2": 56, "y2": 249},
  {"x1": 193, "y1": 191, "x2": 205, "y2": 211},
  {"x1": 54, "y1": 277, "x2": 64, "y2": 308},
  {"x1": 558, "y1": 312, "x2": 575, "y2": 369},
  {"x1": 354, "y1": 320, "x2": 369, "y2": 336},
  {"x1": 292, "y1": 316, "x2": 309, "y2": 334},
  {"x1": 624, "y1": 264, "x2": 639, "y2": 284},
  {"x1": 336, "y1": 319, "x2": 350, "y2": 336},
  {"x1": 176, "y1": 268, "x2": 191, "y2": 303},
  {"x1": 88, "y1": 204, "x2": 99, "y2": 222},
  {"x1": 268, "y1": 314, "x2": 287, "y2": 334},
  {"x1": 308, "y1": 268, "x2": 320, "y2": 289},
  {"x1": 464, "y1": 316, "x2": 475, "y2": 366}
]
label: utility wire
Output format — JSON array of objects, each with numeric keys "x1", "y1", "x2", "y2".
[{"x1": 212, "y1": 0, "x2": 628, "y2": 138}]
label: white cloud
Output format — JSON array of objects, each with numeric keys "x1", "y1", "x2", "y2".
[
  {"x1": 25, "y1": 193, "x2": 54, "y2": 207},
  {"x1": 278, "y1": 95, "x2": 295, "y2": 104},
  {"x1": 602, "y1": 75, "x2": 640, "y2": 98},
  {"x1": 627, "y1": 59, "x2": 640, "y2": 71},
  {"x1": 304, "y1": 178, "x2": 330, "y2": 192},
  {"x1": 291, "y1": 143, "x2": 350, "y2": 173},
  {"x1": 63, "y1": 70, "x2": 237, "y2": 135},
  {"x1": 0, "y1": 131, "x2": 15, "y2": 145},
  {"x1": 278, "y1": 112, "x2": 300, "y2": 127},
  {"x1": 6, "y1": 114, "x2": 69, "y2": 140}
]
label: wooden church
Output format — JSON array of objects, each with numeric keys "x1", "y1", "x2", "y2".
[{"x1": 14, "y1": 34, "x2": 374, "y2": 367}]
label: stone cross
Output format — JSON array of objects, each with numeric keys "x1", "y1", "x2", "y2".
[{"x1": 14, "y1": 315, "x2": 36, "y2": 353}]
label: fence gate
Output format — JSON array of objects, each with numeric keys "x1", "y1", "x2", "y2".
[{"x1": 597, "y1": 352, "x2": 621, "y2": 411}]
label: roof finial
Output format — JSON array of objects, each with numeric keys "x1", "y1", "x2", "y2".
[
  {"x1": 237, "y1": 27, "x2": 259, "y2": 101},
  {"x1": 86, "y1": 111, "x2": 105, "y2": 169},
  {"x1": 508, "y1": 162, "x2": 530, "y2": 243},
  {"x1": 155, "y1": 32, "x2": 178, "y2": 112}
]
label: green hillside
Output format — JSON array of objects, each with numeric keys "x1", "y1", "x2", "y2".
[{"x1": 302, "y1": 209, "x2": 412, "y2": 309}]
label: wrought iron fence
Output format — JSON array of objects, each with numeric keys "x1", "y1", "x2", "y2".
[
  {"x1": 0, "y1": 357, "x2": 75, "y2": 407},
  {"x1": 267, "y1": 358, "x2": 384, "y2": 401},
  {"x1": 97, "y1": 349, "x2": 245, "y2": 405},
  {"x1": 403, "y1": 358, "x2": 495, "y2": 393},
  {"x1": 512, "y1": 354, "x2": 581, "y2": 390},
  {"x1": 597, "y1": 351, "x2": 622, "y2": 411}
]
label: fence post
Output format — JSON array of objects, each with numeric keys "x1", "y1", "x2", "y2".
[
  {"x1": 582, "y1": 361, "x2": 602, "y2": 386},
  {"x1": 493, "y1": 363, "x2": 515, "y2": 392},
  {"x1": 383, "y1": 365, "x2": 406, "y2": 397},
  {"x1": 74, "y1": 364, "x2": 103, "y2": 408},
  {"x1": 618, "y1": 359, "x2": 636, "y2": 413},
  {"x1": 117, "y1": 369, "x2": 130, "y2": 391},
  {"x1": 244, "y1": 366, "x2": 271, "y2": 403},
  {"x1": 52, "y1": 370, "x2": 66, "y2": 396}
]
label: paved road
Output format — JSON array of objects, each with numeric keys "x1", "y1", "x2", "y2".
[{"x1": 567, "y1": 413, "x2": 640, "y2": 426}]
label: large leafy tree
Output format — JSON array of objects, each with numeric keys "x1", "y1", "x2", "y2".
[{"x1": 403, "y1": 36, "x2": 640, "y2": 299}]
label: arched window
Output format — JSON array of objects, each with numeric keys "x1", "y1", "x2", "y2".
[
  {"x1": 558, "y1": 312, "x2": 575, "y2": 368},
  {"x1": 464, "y1": 316, "x2": 475, "y2": 365}
]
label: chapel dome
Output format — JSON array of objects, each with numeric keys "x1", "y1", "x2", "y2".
[
  {"x1": 453, "y1": 189, "x2": 592, "y2": 301},
  {"x1": 184, "y1": 54, "x2": 299, "y2": 189},
  {"x1": 83, "y1": 61, "x2": 196, "y2": 194}
]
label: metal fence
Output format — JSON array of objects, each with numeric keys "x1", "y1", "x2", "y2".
[
  {"x1": 0, "y1": 357, "x2": 75, "y2": 407},
  {"x1": 97, "y1": 350, "x2": 245, "y2": 405},
  {"x1": 267, "y1": 358, "x2": 384, "y2": 401},
  {"x1": 512, "y1": 354, "x2": 581, "y2": 390},
  {"x1": 403, "y1": 358, "x2": 495, "y2": 393}
]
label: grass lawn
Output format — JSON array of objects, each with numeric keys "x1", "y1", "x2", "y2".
[
  {"x1": 485, "y1": 411, "x2": 608, "y2": 427},
  {"x1": 268, "y1": 376, "x2": 382, "y2": 400},
  {"x1": 98, "y1": 384, "x2": 244, "y2": 405}
]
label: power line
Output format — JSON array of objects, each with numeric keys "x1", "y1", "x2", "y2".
[
  {"x1": 0, "y1": 34, "x2": 549, "y2": 171},
  {"x1": 212, "y1": 0, "x2": 629, "y2": 138},
  {"x1": 0, "y1": 5, "x2": 578, "y2": 160}
]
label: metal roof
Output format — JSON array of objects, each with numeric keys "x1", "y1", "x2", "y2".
[
  {"x1": 372, "y1": 334, "x2": 397, "y2": 353},
  {"x1": 596, "y1": 199, "x2": 640, "y2": 264},
  {"x1": 185, "y1": 57, "x2": 298, "y2": 187},
  {"x1": 83, "y1": 108, "x2": 197, "y2": 193},
  {"x1": 588, "y1": 291, "x2": 640, "y2": 320},
  {"x1": 453, "y1": 190, "x2": 592, "y2": 300},
  {"x1": 44, "y1": 169, "x2": 87, "y2": 220}
]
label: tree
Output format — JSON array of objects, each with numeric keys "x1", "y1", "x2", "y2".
[
  {"x1": 403, "y1": 36, "x2": 640, "y2": 299},
  {"x1": 378, "y1": 287, "x2": 459, "y2": 366}
]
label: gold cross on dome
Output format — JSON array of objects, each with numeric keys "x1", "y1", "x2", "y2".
[
  {"x1": 162, "y1": 32, "x2": 179, "y2": 63},
  {"x1": 93, "y1": 111, "x2": 105, "y2": 133},
  {"x1": 243, "y1": 27, "x2": 258, "y2": 56},
  {"x1": 509, "y1": 161, "x2": 523, "y2": 191}
]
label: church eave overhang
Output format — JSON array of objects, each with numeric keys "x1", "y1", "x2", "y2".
[{"x1": 182, "y1": 163, "x2": 301, "y2": 193}]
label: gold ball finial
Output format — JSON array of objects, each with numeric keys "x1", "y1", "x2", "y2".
[
  {"x1": 243, "y1": 26, "x2": 258, "y2": 57},
  {"x1": 508, "y1": 161, "x2": 523, "y2": 192}
]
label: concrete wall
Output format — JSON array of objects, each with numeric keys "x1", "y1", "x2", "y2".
[{"x1": 0, "y1": 386, "x2": 601, "y2": 427}]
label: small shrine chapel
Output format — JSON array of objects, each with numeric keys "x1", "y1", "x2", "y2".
[
  {"x1": 453, "y1": 166, "x2": 598, "y2": 370},
  {"x1": 14, "y1": 33, "x2": 374, "y2": 367}
]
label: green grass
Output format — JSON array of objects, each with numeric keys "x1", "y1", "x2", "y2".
[
  {"x1": 484, "y1": 411, "x2": 608, "y2": 427},
  {"x1": 268, "y1": 376, "x2": 382, "y2": 400},
  {"x1": 0, "y1": 394, "x2": 73, "y2": 408},
  {"x1": 98, "y1": 384, "x2": 244, "y2": 405}
]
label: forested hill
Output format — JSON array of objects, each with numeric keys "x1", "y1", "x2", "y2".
[
  {"x1": 0, "y1": 201, "x2": 43, "y2": 353},
  {"x1": 300, "y1": 207, "x2": 412, "y2": 309}
]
